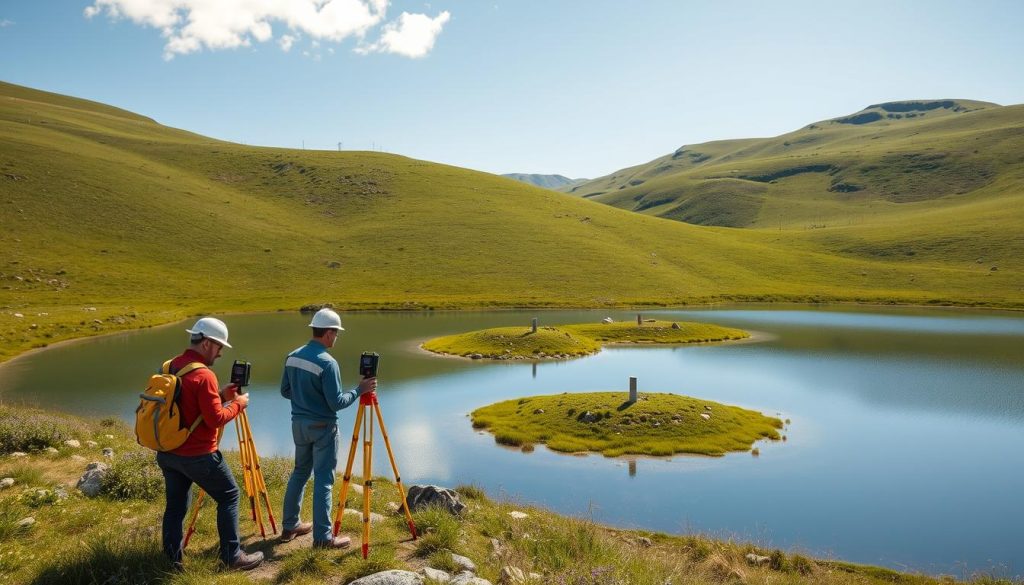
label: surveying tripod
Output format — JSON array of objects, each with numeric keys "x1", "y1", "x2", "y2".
[
  {"x1": 183, "y1": 407, "x2": 277, "y2": 549},
  {"x1": 332, "y1": 390, "x2": 418, "y2": 558}
]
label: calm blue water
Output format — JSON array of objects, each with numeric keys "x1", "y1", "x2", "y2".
[{"x1": 1, "y1": 306, "x2": 1022, "y2": 576}]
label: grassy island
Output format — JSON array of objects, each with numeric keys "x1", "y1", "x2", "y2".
[
  {"x1": 422, "y1": 320, "x2": 749, "y2": 360},
  {"x1": 471, "y1": 392, "x2": 782, "y2": 457}
]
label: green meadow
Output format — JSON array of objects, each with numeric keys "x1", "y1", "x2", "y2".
[
  {"x1": 422, "y1": 320, "x2": 748, "y2": 359},
  {"x1": 1, "y1": 82, "x2": 1022, "y2": 362},
  {"x1": 470, "y1": 392, "x2": 782, "y2": 457}
]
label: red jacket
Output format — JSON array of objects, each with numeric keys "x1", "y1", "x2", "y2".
[{"x1": 169, "y1": 349, "x2": 241, "y2": 456}]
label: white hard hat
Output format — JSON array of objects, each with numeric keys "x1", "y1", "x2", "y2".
[
  {"x1": 308, "y1": 308, "x2": 344, "y2": 330},
  {"x1": 185, "y1": 317, "x2": 232, "y2": 348}
]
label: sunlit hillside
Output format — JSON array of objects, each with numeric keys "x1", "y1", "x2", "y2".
[{"x1": 1, "y1": 82, "x2": 1021, "y2": 360}]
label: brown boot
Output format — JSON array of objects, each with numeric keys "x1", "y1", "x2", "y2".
[
  {"x1": 280, "y1": 521, "x2": 313, "y2": 542},
  {"x1": 229, "y1": 550, "x2": 264, "y2": 571},
  {"x1": 312, "y1": 536, "x2": 351, "y2": 549}
]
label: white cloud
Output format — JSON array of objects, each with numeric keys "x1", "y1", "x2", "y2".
[
  {"x1": 357, "y1": 11, "x2": 450, "y2": 58},
  {"x1": 0, "y1": 19, "x2": 14, "y2": 28},
  {"x1": 83, "y1": 0, "x2": 448, "y2": 60}
]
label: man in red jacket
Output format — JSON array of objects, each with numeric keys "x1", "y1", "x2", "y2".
[{"x1": 156, "y1": 317, "x2": 263, "y2": 571}]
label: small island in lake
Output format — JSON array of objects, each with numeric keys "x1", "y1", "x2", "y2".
[
  {"x1": 471, "y1": 392, "x2": 783, "y2": 457},
  {"x1": 422, "y1": 319, "x2": 749, "y2": 360}
]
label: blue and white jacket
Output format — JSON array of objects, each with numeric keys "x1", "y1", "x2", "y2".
[{"x1": 280, "y1": 340, "x2": 359, "y2": 422}]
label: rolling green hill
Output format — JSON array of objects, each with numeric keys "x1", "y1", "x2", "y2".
[
  {"x1": 565, "y1": 99, "x2": 1023, "y2": 229},
  {"x1": 1, "y1": 82, "x2": 1021, "y2": 361}
]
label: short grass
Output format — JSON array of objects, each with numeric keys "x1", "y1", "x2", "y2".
[
  {"x1": 0, "y1": 404, "x2": 1012, "y2": 585},
  {"x1": 421, "y1": 320, "x2": 748, "y2": 359},
  {"x1": 1, "y1": 82, "x2": 1022, "y2": 365},
  {"x1": 471, "y1": 391, "x2": 782, "y2": 457}
]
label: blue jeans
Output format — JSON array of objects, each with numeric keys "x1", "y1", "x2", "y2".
[
  {"x1": 282, "y1": 419, "x2": 339, "y2": 543},
  {"x1": 156, "y1": 450, "x2": 241, "y2": 566}
]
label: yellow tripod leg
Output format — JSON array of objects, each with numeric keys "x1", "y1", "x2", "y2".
[
  {"x1": 242, "y1": 412, "x2": 277, "y2": 534},
  {"x1": 182, "y1": 489, "x2": 206, "y2": 549},
  {"x1": 332, "y1": 404, "x2": 365, "y2": 536},
  {"x1": 373, "y1": 402, "x2": 418, "y2": 540},
  {"x1": 362, "y1": 404, "x2": 373, "y2": 559},
  {"x1": 239, "y1": 411, "x2": 267, "y2": 538}
]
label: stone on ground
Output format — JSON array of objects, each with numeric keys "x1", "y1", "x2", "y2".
[
  {"x1": 349, "y1": 570, "x2": 423, "y2": 585},
  {"x1": 419, "y1": 567, "x2": 451, "y2": 582},
  {"x1": 451, "y1": 553, "x2": 477, "y2": 572},
  {"x1": 404, "y1": 484, "x2": 466, "y2": 515},
  {"x1": 76, "y1": 461, "x2": 109, "y2": 497}
]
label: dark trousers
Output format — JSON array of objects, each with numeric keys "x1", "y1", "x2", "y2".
[{"x1": 156, "y1": 450, "x2": 241, "y2": 566}]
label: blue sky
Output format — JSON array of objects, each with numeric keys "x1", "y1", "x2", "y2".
[{"x1": 1, "y1": 1, "x2": 1023, "y2": 179}]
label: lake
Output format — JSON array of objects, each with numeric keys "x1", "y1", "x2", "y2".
[{"x1": 1, "y1": 306, "x2": 1022, "y2": 576}]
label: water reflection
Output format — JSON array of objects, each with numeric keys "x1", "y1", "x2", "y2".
[{"x1": 1, "y1": 307, "x2": 1022, "y2": 575}]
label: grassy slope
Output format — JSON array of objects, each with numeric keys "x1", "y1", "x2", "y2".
[
  {"x1": 2, "y1": 404, "x2": 1006, "y2": 585},
  {"x1": 1, "y1": 83, "x2": 1022, "y2": 363},
  {"x1": 565, "y1": 100, "x2": 1024, "y2": 281},
  {"x1": 470, "y1": 391, "x2": 782, "y2": 456}
]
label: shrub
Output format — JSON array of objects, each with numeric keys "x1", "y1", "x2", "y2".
[
  {"x1": 412, "y1": 505, "x2": 461, "y2": 557},
  {"x1": 101, "y1": 451, "x2": 163, "y2": 500},
  {"x1": 0, "y1": 405, "x2": 77, "y2": 453},
  {"x1": 454, "y1": 483, "x2": 487, "y2": 501}
]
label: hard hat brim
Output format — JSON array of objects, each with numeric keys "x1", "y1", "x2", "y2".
[{"x1": 185, "y1": 328, "x2": 233, "y2": 348}]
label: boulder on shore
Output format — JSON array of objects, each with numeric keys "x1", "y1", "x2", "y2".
[
  {"x1": 76, "y1": 462, "x2": 109, "y2": 497},
  {"x1": 403, "y1": 485, "x2": 466, "y2": 515}
]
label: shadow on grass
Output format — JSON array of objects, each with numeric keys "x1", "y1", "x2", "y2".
[
  {"x1": 615, "y1": 400, "x2": 635, "y2": 412},
  {"x1": 30, "y1": 536, "x2": 175, "y2": 585}
]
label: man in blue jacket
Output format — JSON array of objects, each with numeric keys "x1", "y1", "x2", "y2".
[{"x1": 279, "y1": 308, "x2": 376, "y2": 548}]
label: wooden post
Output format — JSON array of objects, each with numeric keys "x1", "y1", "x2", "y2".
[
  {"x1": 531, "y1": 317, "x2": 538, "y2": 333},
  {"x1": 629, "y1": 377, "x2": 637, "y2": 403},
  {"x1": 636, "y1": 313, "x2": 642, "y2": 326}
]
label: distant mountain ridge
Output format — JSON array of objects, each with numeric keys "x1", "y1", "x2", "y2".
[
  {"x1": 567, "y1": 98, "x2": 1019, "y2": 228},
  {"x1": 502, "y1": 173, "x2": 587, "y2": 190}
]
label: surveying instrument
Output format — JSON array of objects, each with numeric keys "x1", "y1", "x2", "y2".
[
  {"x1": 332, "y1": 352, "x2": 418, "y2": 558},
  {"x1": 183, "y1": 360, "x2": 277, "y2": 549}
]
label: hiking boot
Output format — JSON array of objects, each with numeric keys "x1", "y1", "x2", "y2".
[
  {"x1": 312, "y1": 536, "x2": 352, "y2": 549},
  {"x1": 229, "y1": 550, "x2": 264, "y2": 571},
  {"x1": 280, "y1": 521, "x2": 313, "y2": 542}
]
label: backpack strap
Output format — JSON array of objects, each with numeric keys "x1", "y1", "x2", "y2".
[
  {"x1": 169, "y1": 361, "x2": 209, "y2": 432},
  {"x1": 174, "y1": 362, "x2": 207, "y2": 377},
  {"x1": 161, "y1": 360, "x2": 173, "y2": 375}
]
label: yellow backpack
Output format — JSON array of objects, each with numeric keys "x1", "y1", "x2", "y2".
[{"x1": 135, "y1": 360, "x2": 207, "y2": 451}]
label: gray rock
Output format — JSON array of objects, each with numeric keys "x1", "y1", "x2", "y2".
[
  {"x1": 17, "y1": 517, "x2": 35, "y2": 529},
  {"x1": 637, "y1": 536, "x2": 653, "y2": 547},
  {"x1": 419, "y1": 567, "x2": 451, "y2": 582},
  {"x1": 700, "y1": 413, "x2": 711, "y2": 421},
  {"x1": 404, "y1": 485, "x2": 466, "y2": 515},
  {"x1": 470, "y1": 353, "x2": 483, "y2": 360},
  {"x1": 10, "y1": 451, "x2": 27, "y2": 458},
  {"x1": 385, "y1": 501, "x2": 401, "y2": 514},
  {"x1": 532, "y1": 409, "x2": 544, "y2": 415},
  {"x1": 579, "y1": 411, "x2": 600, "y2": 423},
  {"x1": 343, "y1": 508, "x2": 385, "y2": 524},
  {"x1": 349, "y1": 482, "x2": 364, "y2": 494},
  {"x1": 76, "y1": 461, "x2": 110, "y2": 497},
  {"x1": 601, "y1": 317, "x2": 613, "y2": 324},
  {"x1": 85, "y1": 440, "x2": 98, "y2": 448},
  {"x1": 451, "y1": 553, "x2": 477, "y2": 572},
  {"x1": 489, "y1": 537, "x2": 504, "y2": 557},
  {"x1": 102, "y1": 448, "x2": 114, "y2": 458},
  {"x1": 64, "y1": 439, "x2": 81, "y2": 448},
  {"x1": 671, "y1": 322, "x2": 681, "y2": 329},
  {"x1": 507, "y1": 511, "x2": 528, "y2": 520},
  {"x1": 450, "y1": 573, "x2": 492, "y2": 585},
  {"x1": 0, "y1": 477, "x2": 14, "y2": 489},
  {"x1": 44, "y1": 447, "x2": 59, "y2": 455},
  {"x1": 349, "y1": 570, "x2": 424, "y2": 585},
  {"x1": 745, "y1": 553, "x2": 770, "y2": 565}
]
